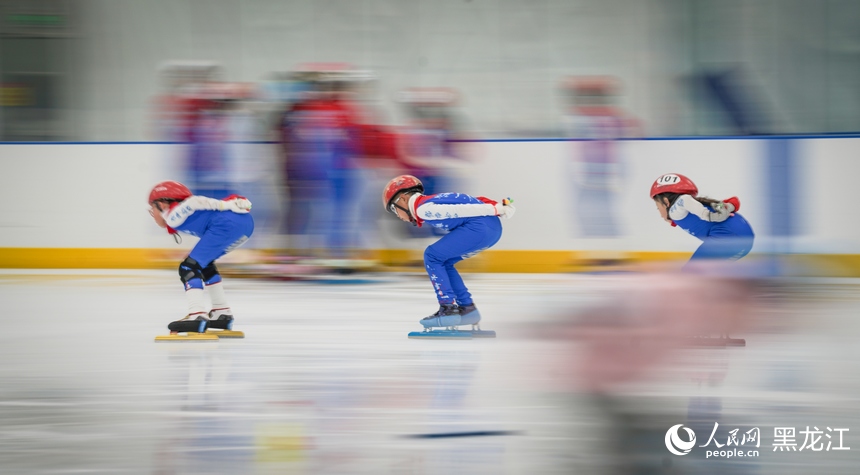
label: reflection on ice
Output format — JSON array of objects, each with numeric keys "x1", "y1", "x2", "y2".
[{"x1": 0, "y1": 271, "x2": 858, "y2": 473}]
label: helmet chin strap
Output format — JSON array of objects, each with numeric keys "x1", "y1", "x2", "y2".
[
  {"x1": 390, "y1": 193, "x2": 418, "y2": 226},
  {"x1": 391, "y1": 203, "x2": 418, "y2": 226}
]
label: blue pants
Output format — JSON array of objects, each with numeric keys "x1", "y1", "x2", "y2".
[
  {"x1": 690, "y1": 236, "x2": 754, "y2": 261},
  {"x1": 424, "y1": 217, "x2": 502, "y2": 305},
  {"x1": 189, "y1": 213, "x2": 255, "y2": 269},
  {"x1": 688, "y1": 214, "x2": 754, "y2": 263}
]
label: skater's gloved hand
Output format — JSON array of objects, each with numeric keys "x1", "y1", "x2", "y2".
[
  {"x1": 496, "y1": 197, "x2": 515, "y2": 219},
  {"x1": 707, "y1": 201, "x2": 733, "y2": 223},
  {"x1": 224, "y1": 197, "x2": 252, "y2": 213},
  {"x1": 710, "y1": 199, "x2": 736, "y2": 218},
  {"x1": 710, "y1": 201, "x2": 730, "y2": 213},
  {"x1": 221, "y1": 194, "x2": 252, "y2": 212},
  {"x1": 723, "y1": 196, "x2": 740, "y2": 213},
  {"x1": 211, "y1": 197, "x2": 251, "y2": 213}
]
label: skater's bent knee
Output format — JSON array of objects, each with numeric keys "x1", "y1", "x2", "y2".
[
  {"x1": 178, "y1": 257, "x2": 204, "y2": 284},
  {"x1": 423, "y1": 247, "x2": 446, "y2": 265},
  {"x1": 201, "y1": 262, "x2": 220, "y2": 283}
]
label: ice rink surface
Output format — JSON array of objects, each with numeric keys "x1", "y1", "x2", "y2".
[{"x1": 1, "y1": 270, "x2": 859, "y2": 474}]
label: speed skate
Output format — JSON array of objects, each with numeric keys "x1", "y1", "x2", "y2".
[
  {"x1": 203, "y1": 329, "x2": 245, "y2": 338},
  {"x1": 154, "y1": 333, "x2": 218, "y2": 342},
  {"x1": 408, "y1": 325, "x2": 496, "y2": 340},
  {"x1": 408, "y1": 304, "x2": 496, "y2": 339},
  {"x1": 154, "y1": 314, "x2": 243, "y2": 341},
  {"x1": 202, "y1": 314, "x2": 244, "y2": 338}
]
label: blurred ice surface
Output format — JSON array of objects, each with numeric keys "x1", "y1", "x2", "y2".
[{"x1": 0, "y1": 270, "x2": 858, "y2": 474}]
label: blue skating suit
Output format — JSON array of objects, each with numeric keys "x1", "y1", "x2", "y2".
[
  {"x1": 408, "y1": 192, "x2": 503, "y2": 305},
  {"x1": 668, "y1": 195, "x2": 754, "y2": 262},
  {"x1": 163, "y1": 196, "x2": 255, "y2": 289}
]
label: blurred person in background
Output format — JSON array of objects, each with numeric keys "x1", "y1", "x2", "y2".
[
  {"x1": 277, "y1": 64, "x2": 365, "y2": 264},
  {"x1": 562, "y1": 77, "x2": 640, "y2": 241},
  {"x1": 394, "y1": 88, "x2": 473, "y2": 241},
  {"x1": 650, "y1": 173, "x2": 754, "y2": 266},
  {"x1": 220, "y1": 82, "x2": 282, "y2": 255},
  {"x1": 327, "y1": 68, "x2": 384, "y2": 265},
  {"x1": 276, "y1": 68, "x2": 322, "y2": 258},
  {"x1": 183, "y1": 82, "x2": 246, "y2": 199},
  {"x1": 396, "y1": 87, "x2": 471, "y2": 199},
  {"x1": 152, "y1": 61, "x2": 222, "y2": 142}
]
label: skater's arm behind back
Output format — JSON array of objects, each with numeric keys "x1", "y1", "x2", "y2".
[{"x1": 414, "y1": 193, "x2": 499, "y2": 221}]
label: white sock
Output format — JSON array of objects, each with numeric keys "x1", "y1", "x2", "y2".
[
  {"x1": 185, "y1": 288, "x2": 207, "y2": 316},
  {"x1": 207, "y1": 282, "x2": 231, "y2": 316}
]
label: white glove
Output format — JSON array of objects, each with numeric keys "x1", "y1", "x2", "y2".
[
  {"x1": 496, "y1": 197, "x2": 516, "y2": 219},
  {"x1": 225, "y1": 198, "x2": 252, "y2": 213},
  {"x1": 711, "y1": 201, "x2": 735, "y2": 214},
  {"x1": 706, "y1": 201, "x2": 733, "y2": 223}
]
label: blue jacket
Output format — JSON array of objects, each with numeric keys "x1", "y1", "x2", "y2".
[
  {"x1": 408, "y1": 192, "x2": 504, "y2": 232},
  {"x1": 162, "y1": 195, "x2": 252, "y2": 238},
  {"x1": 669, "y1": 195, "x2": 754, "y2": 240}
]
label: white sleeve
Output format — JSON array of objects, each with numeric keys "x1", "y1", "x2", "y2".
[
  {"x1": 416, "y1": 202, "x2": 497, "y2": 220},
  {"x1": 164, "y1": 196, "x2": 224, "y2": 227},
  {"x1": 668, "y1": 195, "x2": 731, "y2": 223}
]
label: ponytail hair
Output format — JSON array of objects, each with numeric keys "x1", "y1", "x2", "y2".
[{"x1": 653, "y1": 192, "x2": 721, "y2": 208}]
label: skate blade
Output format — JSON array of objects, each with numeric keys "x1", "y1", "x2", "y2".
[
  {"x1": 469, "y1": 330, "x2": 496, "y2": 338},
  {"x1": 155, "y1": 333, "x2": 219, "y2": 342},
  {"x1": 205, "y1": 329, "x2": 245, "y2": 338},
  {"x1": 408, "y1": 330, "x2": 473, "y2": 340}
]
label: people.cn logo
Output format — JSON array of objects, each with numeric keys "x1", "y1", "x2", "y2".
[{"x1": 665, "y1": 424, "x2": 697, "y2": 456}]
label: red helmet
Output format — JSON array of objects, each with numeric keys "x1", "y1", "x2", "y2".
[
  {"x1": 649, "y1": 173, "x2": 698, "y2": 198},
  {"x1": 382, "y1": 175, "x2": 423, "y2": 212},
  {"x1": 149, "y1": 180, "x2": 192, "y2": 205}
]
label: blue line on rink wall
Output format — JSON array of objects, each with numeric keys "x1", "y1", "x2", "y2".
[
  {"x1": 0, "y1": 141, "x2": 182, "y2": 145},
  {"x1": 450, "y1": 133, "x2": 860, "y2": 142},
  {"x1": 0, "y1": 141, "x2": 281, "y2": 145},
  {"x1": 0, "y1": 133, "x2": 859, "y2": 146}
]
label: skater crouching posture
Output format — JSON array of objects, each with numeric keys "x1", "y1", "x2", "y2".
[
  {"x1": 148, "y1": 181, "x2": 255, "y2": 334},
  {"x1": 382, "y1": 175, "x2": 515, "y2": 330},
  {"x1": 650, "y1": 173, "x2": 754, "y2": 265}
]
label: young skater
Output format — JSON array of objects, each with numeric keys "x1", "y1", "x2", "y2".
[
  {"x1": 148, "y1": 180, "x2": 254, "y2": 334},
  {"x1": 650, "y1": 173, "x2": 754, "y2": 264},
  {"x1": 382, "y1": 175, "x2": 515, "y2": 330}
]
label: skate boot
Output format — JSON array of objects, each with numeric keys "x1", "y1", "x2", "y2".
[
  {"x1": 455, "y1": 303, "x2": 482, "y2": 326},
  {"x1": 167, "y1": 313, "x2": 209, "y2": 334},
  {"x1": 419, "y1": 304, "x2": 461, "y2": 328},
  {"x1": 409, "y1": 303, "x2": 496, "y2": 340},
  {"x1": 203, "y1": 308, "x2": 244, "y2": 338},
  {"x1": 207, "y1": 308, "x2": 234, "y2": 330}
]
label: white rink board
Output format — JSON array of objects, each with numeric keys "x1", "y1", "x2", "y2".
[{"x1": 0, "y1": 138, "x2": 857, "y2": 253}]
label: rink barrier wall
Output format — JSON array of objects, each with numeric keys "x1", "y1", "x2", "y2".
[
  {"x1": 2, "y1": 248, "x2": 860, "y2": 276},
  {"x1": 0, "y1": 248, "x2": 156, "y2": 269},
  {"x1": 3, "y1": 137, "x2": 860, "y2": 275},
  {"x1": 0, "y1": 247, "x2": 685, "y2": 272}
]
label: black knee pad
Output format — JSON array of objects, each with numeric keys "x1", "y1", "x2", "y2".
[
  {"x1": 178, "y1": 257, "x2": 204, "y2": 284},
  {"x1": 201, "y1": 262, "x2": 219, "y2": 282}
]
